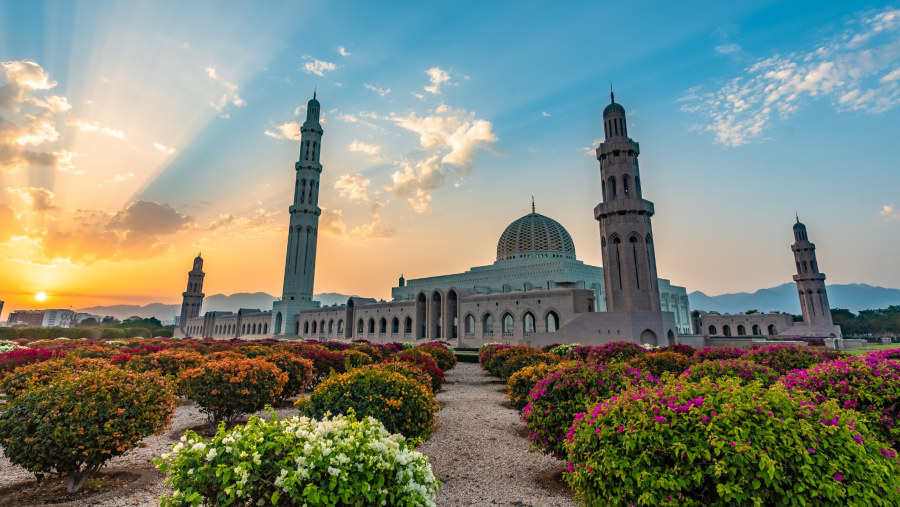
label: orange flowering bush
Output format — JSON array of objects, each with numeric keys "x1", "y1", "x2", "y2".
[
  {"x1": 417, "y1": 344, "x2": 458, "y2": 371},
  {"x1": 0, "y1": 367, "x2": 176, "y2": 493},
  {"x1": 203, "y1": 350, "x2": 247, "y2": 362},
  {"x1": 297, "y1": 365, "x2": 438, "y2": 442},
  {"x1": 236, "y1": 344, "x2": 274, "y2": 358},
  {"x1": 0, "y1": 357, "x2": 109, "y2": 405},
  {"x1": 507, "y1": 362, "x2": 554, "y2": 410},
  {"x1": 181, "y1": 358, "x2": 287, "y2": 428},
  {"x1": 129, "y1": 349, "x2": 204, "y2": 395},
  {"x1": 362, "y1": 362, "x2": 434, "y2": 394},
  {"x1": 264, "y1": 352, "x2": 315, "y2": 402}
]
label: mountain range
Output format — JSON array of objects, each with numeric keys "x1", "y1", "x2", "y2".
[{"x1": 76, "y1": 284, "x2": 900, "y2": 323}]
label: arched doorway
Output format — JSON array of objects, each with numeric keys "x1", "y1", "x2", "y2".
[
  {"x1": 416, "y1": 294, "x2": 427, "y2": 339},
  {"x1": 447, "y1": 289, "x2": 459, "y2": 339},
  {"x1": 545, "y1": 311, "x2": 559, "y2": 333},
  {"x1": 274, "y1": 312, "x2": 282, "y2": 335},
  {"x1": 430, "y1": 291, "x2": 442, "y2": 339},
  {"x1": 640, "y1": 329, "x2": 658, "y2": 346}
]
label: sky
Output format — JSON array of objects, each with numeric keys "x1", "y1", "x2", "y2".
[{"x1": 1, "y1": 0, "x2": 899, "y2": 315}]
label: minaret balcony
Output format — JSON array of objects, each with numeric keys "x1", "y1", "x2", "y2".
[
  {"x1": 793, "y1": 273, "x2": 826, "y2": 282},
  {"x1": 597, "y1": 139, "x2": 640, "y2": 157},
  {"x1": 594, "y1": 198, "x2": 655, "y2": 220}
]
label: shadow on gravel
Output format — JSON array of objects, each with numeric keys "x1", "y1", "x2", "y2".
[{"x1": 536, "y1": 465, "x2": 572, "y2": 497}]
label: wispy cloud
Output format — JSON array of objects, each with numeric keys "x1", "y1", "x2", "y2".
[
  {"x1": 264, "y1": 121, "x2": 301, "y2": 141},
  {"x1": 424, "y1": 67, "x2": 450, "y2": 94},
  {"x1": 153, "y1": 142, "x2": 175, "y2": 154},
  {"x1": 334, "y1": 173, "x2": 372, "y2": 202},
  {"x1": 303, "y1": 56, "x2": 337, "y2": 76},
  {"x1": 881, "y1": 204, "x2": 900, "y2": 221},
  {"x1": 6, "y1": 186, "x2": 57, "y2": 212},
  {"x1": 98, "y1": 172, "x2": 135, "y2": 187},
  {"x1": 542, "y1": 111, "x2": 551, "y2": 117},
  {"x1": 205, "y1": 66, "x2": 245, "y2": 114},
  {"x1": 338, "y1": 46, "x2": 351, "y2": 57},
  {"x1": 681, "y1": 7, "x2": 900, "y2": 146},
  {"x1": 715, "y1": 43, "x2": 742, "y2": 55},
  {"x1": 72, "y1": 119, "x2": 125, "y2": 139},
  {"x1": 364, "y1": 83, "x2": 390, "y2": 96},
  {"x1": 348, "y1": 140, "x2": 380, "y2": 156}
]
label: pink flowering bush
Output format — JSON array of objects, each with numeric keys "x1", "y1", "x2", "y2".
[
  {"x1": 565, "y1": 341, "x2": 647, "y2": 364},
  {"x1": 565, "y1": 375, "x2": 900, "y2": 506},
  {"x1": 781, "y1": 356, "x2": 900, "y2": 444},
  {"x1": 478, "y1": 344, "x2": 511, "y2": 368},
  {"x1": 682, "y1": 359, "x2": 780, "y2": 387},
  {"x1": 693, "y1": 346, "x2": 745, "y2": 362},
  {"x1": 658, "y1": 343, "x2": 697, "y2": 357},
  {"x1": 745, "y1": 344, "x2": 837, "y2": 374},
  {"x1": 0, "y1": 348, "x2": 62, "y2": 376},
  {"x1": 523, "y1": 361, "x2": 657, "y2": 457}
]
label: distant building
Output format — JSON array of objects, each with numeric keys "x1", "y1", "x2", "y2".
[
  {"x1": 7, "y1": 310, "x2": 45, "y2": 327},
  {"x1": 42, "y1": 309, "x2": 76, "y2": 328}
]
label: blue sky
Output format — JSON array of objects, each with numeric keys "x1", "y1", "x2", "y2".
[{"x1": 1, "y1": 0, "x2": 899, "y2": 310}]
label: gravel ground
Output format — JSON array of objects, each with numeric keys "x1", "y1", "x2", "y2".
[
  {"x1": 1, "y1": 364, "x2": 574, "y2": 506},
  {"x1": 419, "y1": 363, "x2": 575, "y2": 507}
]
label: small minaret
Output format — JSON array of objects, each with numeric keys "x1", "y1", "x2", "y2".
[
  {"x1": 179, "y1": 253, "x2": 205, "y2": 333},
  {"x1": 792, "y1": 217, "x2": 833, "y2": 327},
  {"x1": 272, "y1": 92, "x2": 324, "y2": 335},
  {"x1": 594, "y1": 90, "x2": 661, "y2": 312},
  {"x1": 398, "y1": 274, "x2": 406, "y2": 287}
]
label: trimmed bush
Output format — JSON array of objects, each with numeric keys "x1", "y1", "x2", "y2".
[
  {"x1": 478, "y1": 343, "x2": 510, "y2": 368},
  {"x1": 297, "y1": 346, "x2": 346, "y2": 385},
  {"x1": 341, "y1": 348, "x2": 374, "y2": 370},
  {"x1": 181, "y1": 358, "x2": 288, "y2": 428},
  {"x1": 507, "y1": 362, "x2": 553, "y2": 410},
  {"x1": 362, "y1": 362, "x2": 434, "y2": 393},
  {"x1": 659, "y1": 343, "x2": 697, "y2": 357},
  {"x1": 523, "y1": 361, "x2": 657, "y2": 457},
  {"x1": 386, "y1": 351, "x2": 445, "y2": 392},
  {"x1": 565, "y1": 341, "x2": 647, "y2": 364},
  {"x1": 781, "y1": 356, "x2": 900, "y2": 444},
  {"x1": 297, "y1": 365, "x2": 438, "y2": 442},
  {"x1": 0, "y1": 357, "x2": 109, "y2": 405},
  {"x1": 484, "y1": 345, "x2": 538, "y2": 377},
  {"x1": 693, "y1": 346, "x2": 745, "y2": 362},
  {"x1": 264, "y1": 352, "x2": 315, "y2": 402},
  {"x1": 417, "y1": 344, "x2": 458, "y2": 371},
  {"x1": 494, "y1": 346, "x2": 556, "y2": 381},
  {"x1": 565, "y1": 376, "x2": 900, "y2": 506},
  {"x1": 682, "y1": 359, "x2": 780, "y2": 387},
  {"x1": 0, "y1": 347, "x2": 61, "y2": 376},
  {"x1": 0, "y1": 367, "x2": 176, "y2": 493},
  {"x1": 745, "y1": 344, "x2": 833, "y2": 374},
  {"x1": 627, "y1": 350, "x2": 693, "y2": 377},
  {"x1": 547, "y1": 343, "x2": 580, "y2": 357},
  {"x1": 155, "y1": 411, "x2": 439, "y2": 506},
  {"x1": 236, "y1": 344, "x2": 274, "y2": 358}
]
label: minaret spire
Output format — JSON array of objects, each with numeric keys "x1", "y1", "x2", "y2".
[
  {"x1": 610, "y1": 82, "x2": 614, "y2": 104},
  {"x1": 531, "y1": 195, "x2": 535, "y2": 214}
]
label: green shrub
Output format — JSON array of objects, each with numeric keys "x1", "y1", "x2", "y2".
[
  {"x1": 682, "y1": 358, "x2": 780, "y2": 387},
  {"x1": 416, "y1": 344, "x2": 458, "y2": 371},
  {"x1": 264, "y1": 352, "x2": 315, "y2": 402},
  {"x1": 523, "y1": 361, "x2": 657, "y2": 457},
  {"x1": 297, "y1": 365, "x2": 438, "y2": 442},
  {"x1": 155, "y1": 411, "x2": 439, "y2": 506},
  {"x1": 341, "y1": 348, "x2": 374, "y2": 370},
  {"x1": 361, "y1": 362, "x2": 433, "y2": 393},
  {"x1": 745, "y1": 344, "x2": 835, "y2": 374},
  {"x1": 0, "y1": 367, "x2": 175, "y2": 493},
  {"x1": 565, "y1": 376, "x2": 900, "y2": 506},
  {"x1": 236, "y1": 344, "x2": 274, "y2": 358},
  {"x1": 627, "y1": 350, "x2": 693, "y2": 377},
  {"x1": 506, "y1": 362, "x2": 553, "y2": 410},
  {"x1": 496, "y1": 347, "x2": 556, "y2": 381},
  {"x1": 181, "y1": 358, "x2": 288, "y2": 428}
]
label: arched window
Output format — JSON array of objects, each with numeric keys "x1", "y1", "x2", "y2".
[
  {"x1": 796, "y1": 261, "x2": 801, "y2": 273},
  {"x1": 630, "y1": 235, "x2": 641, "y2": 289},
  {"x1": 613, "y1": 236, "x2": 623, "y2": 290},
  {"x1": 502, "y1": 313, "x2": 514, "y2": 333},
  {"x1": 465, "y1": 314, "x2": 475, "y2": 334},
  {"x1": 242, "y1": 324, "x2": 246, "y2": 334},
  {"x1": 768, "y1": 324, "x2": 777, "y2": 335},
  {"x1": 802, "y1": 261, "x2": 808, "y2": 273},
  {"x1": 338, "y1": 320, "x2": 344, "y2": 334},
  {"x1": 752, "y1": 324, "x2": 761, "y2": 335},
  {"x1": 723, "y1": 325, "x2": 732, "y2": 337},
  {"x1": 305, "y1": 141, "x2": 310, "y2": 160},
  {"x1": 379, "y1": 318, "x2": 387, "y2": 334},
  {"x1": 523, "y1": 312, "x2": 535, "y2": 333},
  {"x1": 357, "y1": 319, "x2": 364, "y2": 333},
  {"x1": 304, "y1": 321, "x2": 309, "y2": 334},
  {"x1": 483, "y1": 314, "x2": 494, "y2": 334},
  {"x1": 311, "y1": 321, "x2": 317, "y2": 333},
  {"x1": 811, "y1": 261, "x2": 818, "y2": 272},
  {"x1": 708, "y1": 325, "x2": 717, "y2": 335},
  {"x1": 601, "y1": 180, "x2": 607, "y2": 202},
  {"x1": 623, "y1": 175, "x2": 630, "y2": 196},
  {"x1": 368, "y1": 318, "x2": 375, "y2": 334},
  {"x1": 545, "y1": 311, "x2": 559, "y2": 333},
  {"x1": 609, "y1": 176, "x2": 617, "y2": 199},
  {"x1": 320, "y1": 320, "x2": 325, "y2": 333},
  {"x1": 391, "y1": 317, "x2": 399, "y2": 334},
  {"x1": 328, "y1": 320, "x2": 334, "y2": 333},
  {"x1": 312, "y1": 141, "x2": 317, "y2": 160},
  {"x1": 404, "y1": 316, "x2": 412, "y2": 334},
  {"x1": 737, "y1": 325, "x2": 746, "y2": 335}
]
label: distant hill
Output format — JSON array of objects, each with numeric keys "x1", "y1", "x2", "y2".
[
  {"x1": 77, "y1": 291, "x2": 360, "y2": 323},
  {"x1": 688, "y1": 283, "x2": 900, "y2": 314}
]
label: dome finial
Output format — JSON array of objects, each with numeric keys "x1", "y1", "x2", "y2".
[
  {"x1": 795, "y1": 212, "x2": 799, "y2": 224},
  {"x1": 531, "y1": 195, "x2": 535, "y2": 214},
  {"x1": 313, "y1": 86, "x2": 316, "y2": 100},
  {"x1": 610, "y1": 82, "x2": 614, "y2": 104}
]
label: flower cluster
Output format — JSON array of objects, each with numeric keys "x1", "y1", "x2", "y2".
[
  {"x1": 155, "y1": 411, "x2": 439, "y2": 506},
  {"x1": 627, "y1": 351, "x2": 693, "y2": 377},
  {"x1": 693, "y1": 345, "x2": 745, "y2": 362},
  {"x1": 682, "y1": 358, "x2": 780, "y2": 387},
  {"x1": 745, "y1": 344, "x2": 840, "y2": 374}
]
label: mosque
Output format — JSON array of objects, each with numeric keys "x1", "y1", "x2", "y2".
[{"x1": 175, "y1": 90, "x2": 840, "y2": 348}]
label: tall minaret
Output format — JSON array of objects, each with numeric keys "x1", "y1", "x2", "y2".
[
  {"x1": 179, "y1": 253, "x2": 205, "y2": 333},
  {"x1": 272, "y1": 92, "x2": 323, "y2": 335},
  {"x1": 792, "y1": 217, "x2": 833, "y2": 327},
  {"x1": 594, "y1": 90, "x2": 661, "y2": 312}
]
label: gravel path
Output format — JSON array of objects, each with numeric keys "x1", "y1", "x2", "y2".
[
  {"x1": 419, "y1": 363, "x2": 575, "y2": 507},
  {"x1": 1, "y1": 364, "x2": 574, "y2": 506}
]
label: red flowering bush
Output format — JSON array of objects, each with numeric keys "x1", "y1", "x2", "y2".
[
  {"x1": 781, "y1": 356, "x2": 900, "y2": 444},
  {"x1": 478, "y1": 344, "x2": 511, "y2": 368},
  {"x1": 110, "y1": 353, "x2": 132, "y2": 365},
  {"x1": 264, "y1": 352, "x2": 315, "y2": 402},
  {"x1": 385, "y1": 351, "x2": 445, "y2": 392},
  {"x1": 565, "y1": 376, "x2": 900, "y2": 506},
  {"x1": 523, "y1": 361, "x2": 658, "y2": 457},
  {"x1": 745, "y1": 344, "x2": 834, "y2": 374},
  {"x1": 417, "y1": 343, "x2": 458, "y2": 371},
  {"x1": 296, "y1": 364, "x2": 438, "y2": 441},
  {"x1": 297, "y1": 346, "x2": 346, "y2": 385},
  {"x1": 693, "y1": 346, "x2": 746, "y2": 362},
  {"x1": 627, "y1": 351, "x2": 693, "y2": 377},
  {"x1": 659, "y1": 343, "x2": 697, "y2": 357},
  {"x1": 0, "y1": 348, "x2": 61, "y2": 376},
  {"x1": 682, "y1": 359, "x2": 780, "y2": 387},
  {"x1": 0, "y1": 367, "x2": 176, "y2": 493},
  {"x1": 180, "y1": 358, "x2": 287, "y2": 428},
  {"x1": 354, "y1": 344, "x2": 388, "y2": 362}
]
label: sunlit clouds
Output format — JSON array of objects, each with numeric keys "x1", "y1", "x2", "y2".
[
  {"x1": 205, "y1": 66, "x2": 245, "y2": 115},
  {"x1": 264, "y1": 121, "x2": 302, "y2": 140},
  {"x1": 423, "y1": 67, "x2": 450, "y2": 94},
  {"x1": 881, "y1": 204, "x2": 900, "y2": 222},
  {"x1": 303, "y1": 56, "x2": 337, "y2": 76}
]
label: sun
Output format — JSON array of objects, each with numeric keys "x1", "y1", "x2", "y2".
[{"x1": 35, "y1": 292, "x2": 47, "y2": 301}]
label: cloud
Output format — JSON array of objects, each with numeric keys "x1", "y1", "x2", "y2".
[
  {"x1": 338, "y1": 46, "x2": 351, "y2": 57},
  {"x1": 205, "y1": 66, "x2": 245, "y2": 114},
  {"x1": 334, "y1": 173, "x2": 372, "y2": 202},
  {"x1": 348, "y1": 140, "x2": 380, "y2": 156},
  {"x1": 72, "y1": 119, "x2": 125, "y2": 139},
  {"x1": 109, "y1": 200, "x2": 191, "y2": 235},
  {"x1": 303, "y1": 57, "x2": 337, "y2": 76},
  {"x1": 715, "y1": 43, "x2": 742, "y2": 55},
  {"x1": 0, "y1": 203, "x2": 23, "y2": 241},
  {"x1": 319, "y1": 207, "x2": 347, "y2": 238},
  {"x1": 98, "y1": 172, "x2": 134, "y2": 187},
  {"x1": 681, "y1": 7, "x2": 900, "y2": 146},
  {"x1": 6, "y1": 186, "x2": 57, "y2": 212},
  {"x1": 424, "y1": 67, "x2": 450, "y2": 94},
  {"x1": 881, "y1": 204, "x2": 900, "y2": 221},
  {"x1": 207, "y1": 206, "x2": 280, "y2": 234},
  {"x1": 414, "y1": 93, "x2": 425, "y2": 100},
  {"x1": 264, "y1": 121, "x2": 302, "y2": 141},
  {"x1": 0, "y1": 60, "x2": 75, "y2": 173},
  {"x1": 364, "y1": 83, "x2": 390, "y2": 96},
  {"x1": 542, "y1": 111, "x2": 551, "y2": 117},
  {"x1": 153, "y1": 142, "x2": 175, "y2": 154},
  {"x1": 350, "y1": 213, "x2": 396, "y2": 239}
]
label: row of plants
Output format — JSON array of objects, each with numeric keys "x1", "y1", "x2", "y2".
[
  {"x1": 0, "y1": 337, "x2": 456, "y2": 503},
  {"x1": 481, "y1": 341, "x2": 900, "y2": 505}
]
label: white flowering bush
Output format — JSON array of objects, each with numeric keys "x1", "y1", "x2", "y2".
[
  {"x1": 641, "y1": 343, "x2": 661, "y2": 351},
  {"x1": 155, "y1": 410, "x2": 440, "y2": 506},
  {"x1": 0, "y1": 340, "x2": 20, "y2": 354}
]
